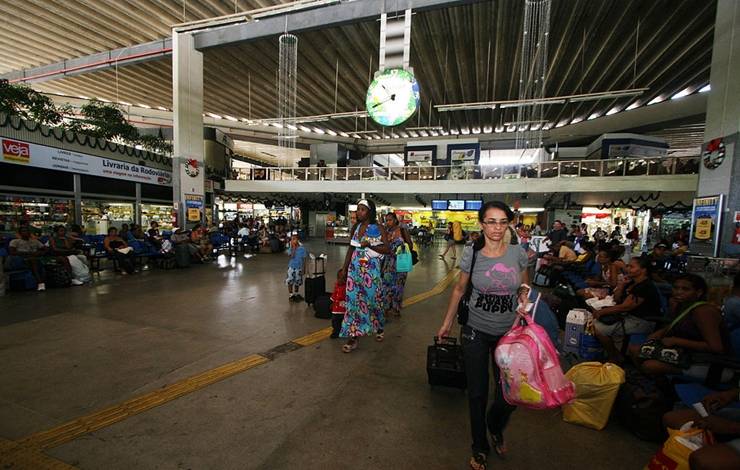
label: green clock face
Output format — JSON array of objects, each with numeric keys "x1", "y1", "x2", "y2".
[{"x1": 366, "y1": 68, "x2": 420, "y2": 127}]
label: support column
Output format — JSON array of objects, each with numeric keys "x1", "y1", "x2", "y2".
[
  {"x1": 695, "y1": 0, "x2": 740, "y2": 257},
  {"x1": 73, "y1": 173, "x2": 82, "y2": 225},
  {"x1": 172, "y1": 31, "x2": 205, "y2": 228},
  {"x1": 135, "y1": 183, "x2": 142, "y2": 226}
]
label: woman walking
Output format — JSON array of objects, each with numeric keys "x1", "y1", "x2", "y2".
[
  {"x1": 440, "y1": 221, "x2": 456, "y2": 260},
  {"x1": 437, "y1": 201, "x2": 529, "y2": 470},
  {"x1": 382, "y1": 213, "x2": 413, "y2": 319},
  {"x1": 339, "y1": 199, "x2": 390, "y2": 351}
]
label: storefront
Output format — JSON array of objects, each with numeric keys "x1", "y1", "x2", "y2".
[
  {"x1": 215, "y1": 198, "x2": 300, "y2": 227},
  {"x1": 0, "y1": 132, "x2": 174, "y2": 236},
  {"x1": 141, "y1": 204, "x2": 175, "y2": 231},
  {"x1": 0, "y1": 195, "x2": 75, "y2": 234}
]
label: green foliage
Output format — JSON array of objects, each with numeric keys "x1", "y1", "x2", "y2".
[
  {"x1": 0, "y1": 79, "x2": 64, "y2": 126},
  {"x1": 0, "y1": 80, "x2": 171, "y2": 155}
]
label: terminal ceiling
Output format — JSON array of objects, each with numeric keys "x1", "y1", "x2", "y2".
[{"x1": 2, "y1": 0, "x2": 715, "y2": 142}]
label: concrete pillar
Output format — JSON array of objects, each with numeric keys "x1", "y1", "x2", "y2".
[
  {"x1": 695, "y1": 0, "x2": 740, "y2": 257},
  {"x1": 172, "y1": 31, "x2": 205, "y2": 228},
  {"x1": 73, "y1": 174, "x2": 82, "y2": 225}
]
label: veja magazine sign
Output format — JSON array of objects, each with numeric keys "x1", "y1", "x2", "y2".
[
  {"x1": 1, "y1": 137, "x2": 172, "y2": 186},
  {"x1": 689, "y1": 194, "x2": 723, "y2": 257}
]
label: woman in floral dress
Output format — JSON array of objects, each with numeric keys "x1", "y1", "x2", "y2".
[
  {"x1": 339, "y1": 199, "x2": 390, "y2": 352},
  {"x1": 382, "y1": 213, "x2": 413, "y2": 319}
]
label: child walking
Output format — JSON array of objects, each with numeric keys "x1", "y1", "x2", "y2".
[
  {"x1": 330, "y1": 270, "x2": 347, "y2": 338},
  {"x1": 286, "y1": 232, "x2": 307, "y2": 302}
]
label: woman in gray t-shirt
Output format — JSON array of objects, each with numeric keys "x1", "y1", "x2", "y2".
[{"x1": 437, "y1": 201, "x2": 529, "y2": 470}]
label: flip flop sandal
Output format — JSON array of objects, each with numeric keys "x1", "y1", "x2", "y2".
[
  {"x1": 469, "y1": 453, "x2": 487, "y2": 470},
  {"x1": 491, "y1": 434, "x2": 507, "y2": 459},
  {"x1": 342, "y1": 339, "x2": 358, "y2": 353},
  {"x1": 375, "y1": 332, "x2": 385, "y2": 342}
]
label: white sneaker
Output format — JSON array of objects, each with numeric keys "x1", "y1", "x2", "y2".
[
  {"x1": 71, "y1": 279, "x2": 84, "y2": 286},
  {"x1": 37, "y1": 283, "x2": 46, "y2": 291}
]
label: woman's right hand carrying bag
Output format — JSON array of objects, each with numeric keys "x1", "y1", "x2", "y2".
[{"x1": 494, "y1": 292, "x2": 575, "y2": 409}]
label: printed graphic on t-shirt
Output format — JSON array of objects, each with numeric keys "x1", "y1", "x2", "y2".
[
  {"x1": 474, "y1": 293, "x2": 515, "y2": 314},
  {"x1": 482, "y1": 262, "x2": 518, "y2": 295}
]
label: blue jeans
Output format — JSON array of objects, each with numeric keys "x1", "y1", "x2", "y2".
[{"x1": 461, "y1": 325, "x2": 516, "y2": 456}]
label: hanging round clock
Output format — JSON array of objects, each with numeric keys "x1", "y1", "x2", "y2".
[
  {"x1": 702, "y1": 138, "x2": 725, "y2": 169},
  {"x1": 365, "y1": 68, "x2": 420, "y2": 126}
]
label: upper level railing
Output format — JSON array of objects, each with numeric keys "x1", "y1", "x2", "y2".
[{"x1": 231, "y1": 156, "x2": 700, "y2": 182}]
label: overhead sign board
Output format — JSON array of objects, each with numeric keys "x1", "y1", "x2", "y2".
[{"x1": 1, "y1": 137, "x2": 172, "y2": 186}]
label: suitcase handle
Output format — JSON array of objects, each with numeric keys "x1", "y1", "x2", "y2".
[{"x1": 434, "y1": 335, "x2": 457, "y2": 345}]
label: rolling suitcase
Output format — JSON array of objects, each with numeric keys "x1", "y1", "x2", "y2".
[
  {"x1": 175, "y1": 244, "x2": 191, "y2": 268},
  {"x1": 304, "y1": 252, "x2": 327, "y2": 305},
  {"x1": 427, "y1": 336, "x2": 466, "y2": 389},
  {"x1": 304, "y1": 275, "x2": 326, "y2": 305},
  {"x1": 313, "y1": 293, "x2": 332, "y2": 319}
]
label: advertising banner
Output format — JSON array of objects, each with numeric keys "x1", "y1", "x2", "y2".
[
  {"x1": 185, "y1": 194, "x2": 203, "y2": 223},
  {"x1": 1, "y1": 137, "x2": 172, "y2": 186},
  {"x1": 689, "y1": 195, "x2": 723, "y2": 257}
]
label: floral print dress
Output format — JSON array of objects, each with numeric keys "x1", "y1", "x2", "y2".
[
  {"x1": 340, "y1": 223, "x2": 385, "y2": 338},
  {"x1": 382, "y1": 231, "x2": 408, "y2": 313}
]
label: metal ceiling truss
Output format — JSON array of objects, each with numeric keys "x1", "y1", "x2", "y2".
[{"x1": 0, "y1": 0, "x2": 717, "y2": 148}]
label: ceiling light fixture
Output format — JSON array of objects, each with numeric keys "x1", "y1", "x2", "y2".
[
  {"x1": 647, "y1": 96, "x2": 665, "y2": 105},
  {"x1": 271, "y1": 122, "x2": 284, "y2": 128},
  {"x1": 461, "y1": 128, "x2": 470, "y2": 135},
  {"x1": 286, "y1": 123, "x2": 298, "y2": 130},
  {"x1": 224, "y1": 115, "x2": 239, "y2": 122},
  {"x1": 298, "y1": 125, "x2": 311, "y2": 132},
  {"x1": 207, "y1": 112, "x2": 222, "y2": 119},
  {"x1": 326, "y1": 129, "x2": 338, "y2": 136},
  {"x1": 587, "y1": 113, "x2": 601, "y2": 120},
  {"x1": 699, "y1": 84, "x2": 711, "y2": 93},
  {"x1": 626, "y1": 102, "x2": 640, "y2": 110},
  {"x1": 571, "y1": 117, "x2": 583, "y2": 124},
  {"x1": 157, "y1": 106, "x2": 169, "y2": 111},
  {"x1": 671, "y1": 88, "x2": 691, "y2": 100},
  {"x1": 606, "y1": 107, "x2": 620, "y2": 116},
  {"x1": 313, "y1": 128, "x2": 325, "y2": 134}
]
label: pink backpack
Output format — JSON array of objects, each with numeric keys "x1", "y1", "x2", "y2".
[{"x1": 494, "y1": 293, "x2": 575, "y2": 409}]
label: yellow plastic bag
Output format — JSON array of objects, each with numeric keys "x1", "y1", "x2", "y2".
[
  {"x1": 562, "y1": 362, "x2": 625, "y2": 430},
  {"x1": 644, "y1": 428, "x2": 704, "y2": 470}
]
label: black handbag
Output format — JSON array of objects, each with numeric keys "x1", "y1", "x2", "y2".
[
  {"x1": 456, "y1": 249, "x2": 478, "y2": 325},
  {"x1": 411, "y1": 248, "x2": 419, "y2": 265},
  {"x1": 597, "y1": 314, "x2": 623, "y2": 325}
]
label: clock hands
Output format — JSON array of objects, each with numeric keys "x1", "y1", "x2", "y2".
[{"x1": 371, "y1": 93, "x2": 396, "y2": 109}]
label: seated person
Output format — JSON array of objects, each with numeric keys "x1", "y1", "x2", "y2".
[
  {"x1": 577, "y1": 249, "x2": 613, "y2": 299},
  {"x1": 67, "y1": 224, "x2": 86, "y2": 250},
  {"x1": 103, "y1": 227, "x2": 136, "y2": 274},
  {"x1": 592, "y1": 256, "x2": 662, "y2": 363},
  {"x1": 544, "y1": 240, "x2": 578, "y2": 263},
  {"x1": 561, "y1": 242, "x2": 601, "y2": 289},
  {"x1": 48, "y1": 225, "x2": 86, "y2": 285},
  {"x1": 648, "y1": 241, "x2": 672, "y2": 282},
  {"x1": 190, "y1": 224, "x2": 213, "y2": 261},
  {"x1": 146, "y1": 221, "x2": 163, "y2": 250},
  {"x1": 171, "y1": 228, "x2": 203, "y2": 262},
  {"x1": 724, "y1": 272, "x2": 740, "y2": 332},
  {"x1": 6, "y1": 225, "x2": 47, "y2": 291},
  {"x1": 663, "y1": 387, "x2": 740, "y2": 470},
  {"x1": 629, "y1": 273, "x2": 730, "y2": 378}
]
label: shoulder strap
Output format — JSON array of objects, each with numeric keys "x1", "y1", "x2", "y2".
[
  {"x1": 667, "y1": 301, "x2": 707, "y2": 333},
  {"x1": 464, "y1": 248, "x2": 478, "y2": 301}
]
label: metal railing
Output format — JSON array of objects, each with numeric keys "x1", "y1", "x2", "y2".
[{"x1": 231, "y1": 156, "x2": 700, "y2": 182}]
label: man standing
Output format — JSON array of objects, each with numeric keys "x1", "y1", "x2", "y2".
[
  {"x1": 546, "y1": 220, "x2": 568, "y2": 245},
  {"x1": 7, "y1": 226, "x2": 47, "y2": 290}
]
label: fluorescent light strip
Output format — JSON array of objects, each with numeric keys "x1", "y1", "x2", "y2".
[{"x1": 699, "y1": 84, "x2": 710, "y2": 93}]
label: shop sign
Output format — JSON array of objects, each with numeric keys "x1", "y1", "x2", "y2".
[
  {"x1": 0, "y1": 137, "x2": 172, "y2": 186},
  {"x1": 185, "y1": 194, "x2": 203, "y2": 222},
  {"x1": 689, "y1": 195, "x2": 723, "y2": 257}
]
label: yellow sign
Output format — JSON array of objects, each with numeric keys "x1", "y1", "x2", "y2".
[
  {"x1": 187, "y1": 208, "x2": 201, "y2": 222},
  {"x1": 694, "y1": 217, "x2": 712, "y2": 240}
]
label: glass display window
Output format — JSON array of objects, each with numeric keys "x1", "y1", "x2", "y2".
[
  {"x1": 82, "y1": 200, "x2": 134, "y2": 234},
  {"x1": 141, "y1": 204, "x2": 174, "y2": 231},
  {"x1": 0, "y1": 195, "x2": 74, "y2": 235}
]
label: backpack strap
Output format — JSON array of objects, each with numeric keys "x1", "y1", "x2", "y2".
[{"x1": 666, "y1": 301, "x2": 707, "y2": 334}]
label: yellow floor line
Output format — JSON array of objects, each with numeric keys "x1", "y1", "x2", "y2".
[
  {"x1": 292, "y1": 326, "x2": 334, "y2": 346},
  {"x1": 0, "y1": 438, "x2": 77, "y2": 470},
  {"x1": 19, "y1": 354, "x2": 269, "y2": 450},
  {"x1": 8, "y1": 267, "x2": 460, "y2": 460}
]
